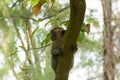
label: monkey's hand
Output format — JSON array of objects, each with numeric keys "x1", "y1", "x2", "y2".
[
  {"x1": 52, "y1": 48, "x2": 63, "y2": 56},
  {"x1": 70, "y1": 44, "x2": 78, "y2": 53}
]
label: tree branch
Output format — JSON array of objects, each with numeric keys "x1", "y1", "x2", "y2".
[
  {"x1": 41, "y1": 6, "x2": 69, "y2": 21},
  {"x1": 0, "y1": 6, "x2": 69, "y2": 22}
]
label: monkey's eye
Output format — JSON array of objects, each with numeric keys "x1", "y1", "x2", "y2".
[
  {"x1": 62, "y1": 30, "x2": 65, "y2": 36},
  {"x1": 51, "y1": 32, "x2": 56, "y2": 41}
]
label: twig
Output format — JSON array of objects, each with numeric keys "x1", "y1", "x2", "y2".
[
  {"x1": 11, "y1": 0, "x2": 18, "y2": 8},
  {"x1": 13, "y1": 43, "x2": 51, "y2": 52},
  {"x1": 28, "y1": 43, "x2": 51, "y2": 50},
  {"x1": 14, "y1": 23, "x2": 26, "y2": 51},
  {"x1": 41, "y1": 6, "x2": 69, "y2": 21},
  {"x1": 0, "y1": 6, "x2": 69, "y2": 22},
  {"x1": 0, "y1": 15, "x2": 37, "y2": 22}
]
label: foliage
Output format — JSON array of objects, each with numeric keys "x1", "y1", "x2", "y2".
[
  {"x1": 0, "y1": 0, "x2": 118, "y2": 80},
  {"x1": 88, "y1": 9, "x2": 99, "y2": 26}
]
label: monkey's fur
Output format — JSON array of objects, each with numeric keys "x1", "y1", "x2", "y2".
[{"x1": 50, "y1": 27, "x2": 77, "y2": 73}]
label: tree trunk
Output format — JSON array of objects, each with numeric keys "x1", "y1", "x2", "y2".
[
  {"x1": 54, "y1": 0, "x2": 86, "y2": 80},
  {"x1": 101, "y1": 0, "x2": 116, "y2": 80}
]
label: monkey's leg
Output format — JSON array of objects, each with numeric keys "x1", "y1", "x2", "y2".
[{"x1": 51, "y1": 55, "x2": 58, "y2": 73}]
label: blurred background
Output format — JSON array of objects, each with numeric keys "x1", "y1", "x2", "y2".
[{"x1": 0, "y1": 0, "x2": 120, "y2": 80}]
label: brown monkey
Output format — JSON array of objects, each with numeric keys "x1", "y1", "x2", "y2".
[
  {"x1": 50, "y1": 27, "x2": 65, "y2": 73},
  {"x1": 50, "y1": 27, "x2": 65, "y2": 55},
  {"x1": 50, "y1": 27, "x2": 77, "y2": 73}
]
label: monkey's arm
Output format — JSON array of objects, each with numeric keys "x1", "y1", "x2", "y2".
[
  {"x1": 70, "y1": 44, "x2": 78, "y2": 53},
  {"x1": 52, "y1": 47, "x2": 63, "y2": 56}
]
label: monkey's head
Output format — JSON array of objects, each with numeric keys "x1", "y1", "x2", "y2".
[{"x1": 50, "y1": 27, "x2": 65, "y2": 41}]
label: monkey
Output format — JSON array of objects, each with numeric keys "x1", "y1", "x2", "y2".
[
  {"x1": 50, "y1": 27, "x2": 65, "y2": 73},
  {"x1": 50, "y1": 27, "x2": 65, "y2": 55},
  {"x1": 50, "y1": 27, "x2": 78, "y2": 73}
]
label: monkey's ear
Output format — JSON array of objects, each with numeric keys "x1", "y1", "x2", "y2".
[
  {"x1": 62, "y1": 30, "x2": 65, "y2": 36},
  {"x1": 50, "y1": 29, "x2": 53, "y2": 33}
]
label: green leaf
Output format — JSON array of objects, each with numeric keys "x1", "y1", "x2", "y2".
[
  {"x1": 41, "y1": 33, "x2": 51, "y2": 46},
  {"x1": 37, "y1": 18, "x2": 42, "y2": 22},
  {"x1": 78, "y1": 31, "x2": 85, "y2": 42},
  {"x1": 31, "y1": 27, "x2": 39, "y2": 37},
  {"x1": 51, "y1": 0, "x2": 55, "y2": 6},
  {"x1": 19, "y1": 46, "x2": 25, "y2": 50},
  {"x1": 10, "y1": 52, "x2": 16, "y2": 56},
  {"x1": 44, "y1": 18, "x2": 59, "y2": 27},
  {"x1": 81, "y1": 23, "x2": 86, "y2": 32},
  {"x1": 51, "y1": 0, "x2": 55, "y2": 3},
  {"x1": 10, "y1": 47, "x2": 18, "y2": 56},
  {"x1": 61, "y1": 20, "x2": 69, "y2": 27},
  {"x1": 43, "y1": 0, "x2": 48, "y2": 3},
  {"x1": 31, "y1": 0, "x2": 40, "y2": 7}
]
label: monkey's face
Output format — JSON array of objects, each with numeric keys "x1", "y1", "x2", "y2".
[{"x1": 50, "y1": 27, "x2": 65, "y2": 41}]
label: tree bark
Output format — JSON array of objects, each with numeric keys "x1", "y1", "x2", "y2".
[
  {"x1": 54, "y1": 0, "x2": 86, "y2": 80},
  {"x1": 101, "y1": 0, "x2": 116, "y2": 80}
]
